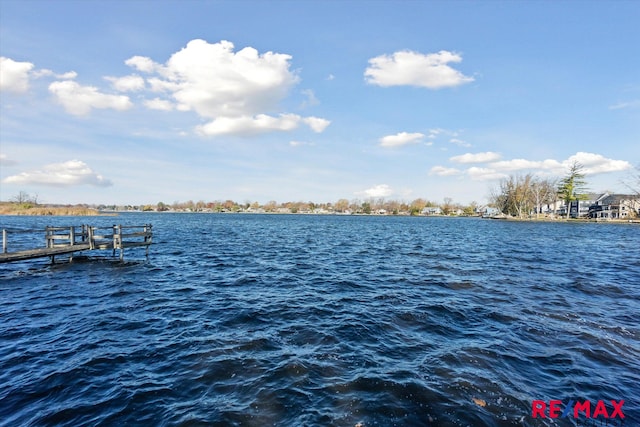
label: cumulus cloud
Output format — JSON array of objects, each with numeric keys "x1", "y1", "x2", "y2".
[
  {"x1": 144, "y1": 97, "x2": 174, "y2": 111},
  {"x1": 32, "y1": 69, "x2": 77, "y2": 80},
  {"x1": 450, "y1": 152, "x2": 501, "y2": 163},
  {"x1": 489, "y1": 158, "x2": 558, "y2": 172},
  {"x1": 432, "y1": 151, "x2": 631, "y2": 183},
  {"x1": 124, "y1": 39, "x2": 329, "y2": 135},
  {"x1": 196, "y1": 114, "x2": 329, "y2": 136},
  {"x1": 48, "y1": 80, "x2": 133, "y2": 115},
  {"x1": 360, "y1": 184, "x2": 394, "y2": 198},
  {"x1": 565, "y1": 152, "x2": 632, "y2": 175},
  {"x1": 486, "y1": 153, "x2": 630, "y2": 175},
  {"x1": 105, "y1": 74, "x2": 145, "y2": 92},
  {"x1": 0, "y1": 57, "x2": 34, "y2": 93},
  {"x1": 125, "y1": 55, "x2": 158, "y2": 73},
  {"x1": 2, "y1": 160, "x2": 113, "y2": 187},
  {"x1": 429, "y1": 166, "x2": 462, "y2": 177},
  {"x1": 303, "y1": 116, "x2": 331, "y2": 133},
  {"x1": 364, "y1": 50, "x2": 474, "y2": 89},
  {"x1": 379, "y1": 132, "x2": 424, "y2": 147},
  {"x1": 466, "y1": 167, "x2": 508, "y2": 181}
]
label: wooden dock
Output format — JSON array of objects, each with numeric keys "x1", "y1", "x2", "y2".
[{"x1": 0, "y1": 224, "x2": 152, "y2": 263}]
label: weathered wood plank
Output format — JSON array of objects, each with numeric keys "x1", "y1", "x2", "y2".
[
  {"x1": 0, "y1": 243, "x2": 92, "y2": 263},
  {"x1": 0, "y1": 224, "x2": 152, "y2": 263}
]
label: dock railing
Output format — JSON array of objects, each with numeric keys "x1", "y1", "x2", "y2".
[{"x1": 1, "y1": 224, "x2": 152, "y2": 263}]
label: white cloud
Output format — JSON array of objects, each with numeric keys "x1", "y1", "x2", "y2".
[
  {"x1": 32, "y1": 69, "x2": 77, "y2": 79},
  {"x1": 565, "y1": 152, "x2": 632, "y2": 175},
  {"x1": 466, "y1": 167, "x2": 508, "y2": 181},
  {"x1": 105, "y1": 74, "x2": 145, "y2": 92},
  {"x1": 289, "y1": 140, "x2": 314, "y2": 147},
  {"x1": 450, "y1": 151, "x2": 501, "y2": 163},
  {"x1": 125, "y1": 39, "x2": 329, "y2": 136},
  {"x1": 427, "y1": 128, "x2": 444, "y2": 138},
  {"x1": 379, "y1": 132, "x2": 424, "y2": 147},
  {"x1": 144, "y1": 97, "x2": 174, "y2": 111},
  {"x1": 608, "y1": 100, "x2": 640, "y2": 110},
  {"x1": 449, "y1": 138, "x2": 471, "y2": 147},
  {"x1": 364, "y1": 50, "x2": 474, "y2": 89},
  {"x1": 434, "y1": 151, "x2": 631, "y2": 183},
  {"x1": 2, "y1": 160, "x2": 113, "y2": 187},
  {"x1": 125, "y1": 55, "x2": 157, "y2": 73},
  {"x1": 485, "y1": 152, "x2": 630, "y2": 176},
  {"x1": 300, "y1": 89, "x2": 319, "y2": 108},
  {"x1": 359, "y1": 184, "x2": 393, "y2": 198},
  {"x1": 303, "y1": 116, "x2": 331, "y2": 133},
  {"x1": 57, "y1": 71, "x2": 78, "y2": 80},
  {"x1": 489, "y1": 158, "x2": 557, "y2": 172},
  {"x1": 429, "y1": 166, "x2": 462, "y2": 176},
  {"x1": 0, "y1": 57, "x2": 34, "y2": 93},
  {"x1": 48, "y1": 80, "x2": 133, "y2": 115},
  {"x1": 196, "y1": 113, "x2": 325, "y2": 136}
]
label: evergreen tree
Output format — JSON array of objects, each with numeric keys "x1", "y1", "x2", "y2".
[{"x1": 557, "y1": 161, "x2": 589, "y2": 219}]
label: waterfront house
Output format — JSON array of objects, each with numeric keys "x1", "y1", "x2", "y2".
[
  {"x1": 588, "y1": 193, "x2": 640, "y2": 219},
  {"x1": 421, "y1": 206, "x2": 443, "y2": 215}
]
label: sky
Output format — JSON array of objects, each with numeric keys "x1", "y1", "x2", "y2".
[{"x1": 1, "y1": 0, "x2": 638, "y2": 206}]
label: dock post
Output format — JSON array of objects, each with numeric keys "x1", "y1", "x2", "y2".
[
  {"x1": 144, "y1": 224, "x2": 151, "y2": 258},
  {"x1": 68, "y1": 226, "x2": 75, "y2": 262},
  {"x1": 112, "y1": 225, "x2": 117, "y2": 257},
  {"x1": 88, "y1": 226, "x2": 95, "y2": 250},
  {"x1": 2, "y1": 229, "x2": 6, "y2": 254},
  {"x1": 116, "y1": 224, "x2": 124, "y2": 261}
]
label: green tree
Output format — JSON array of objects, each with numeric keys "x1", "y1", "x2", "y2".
[{"x1": 557, "y1": 161, "x2": 589, "y2": 219}]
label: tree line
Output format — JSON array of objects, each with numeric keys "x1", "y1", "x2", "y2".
[
  {"x1": 490, "y1": 161, "x2": 596, "y2": 219},
  {"x1": 136, "y1": 197, "x2": 483, "y2": 216}
]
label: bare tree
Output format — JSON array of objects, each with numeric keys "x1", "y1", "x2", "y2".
[
  {"x1": 12, "y1": 191, "x2": 32, "y2": 204},
  {"x1": 409, "y1": 198, "x2": 427, "y2": 215},
  {"x1": 621, "y1": 163, "x2": 640, "y2": 196},
  {"x1": 334, "y1": 198, "x2": 350, "y2": 213},
  {"x1": 531, "y1": 177, "x2": 557, "y2": 219},
  {"x1": 442, "y1": 197, "x2": 454, "y2": 215}
]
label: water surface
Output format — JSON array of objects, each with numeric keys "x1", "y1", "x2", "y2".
[{"x1": 1, "y1": 214, "x2": 638, "y2": 426}]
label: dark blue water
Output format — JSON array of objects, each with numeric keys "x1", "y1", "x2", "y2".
[{"x1": 1, "y1": 214, "x2": 638, "y2": 426}]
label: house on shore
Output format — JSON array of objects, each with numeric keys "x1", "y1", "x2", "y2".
[{"x1": 588, "y1": 193, "x2": 640, "y2": 219}]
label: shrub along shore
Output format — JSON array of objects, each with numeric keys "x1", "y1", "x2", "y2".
[{"x1": 0, "y1": 202, "x2": 101, "y2": 216}]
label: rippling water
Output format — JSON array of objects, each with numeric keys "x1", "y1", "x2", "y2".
[{"x1": 1, "y1": 214, "x2": 638, "y2": 426}]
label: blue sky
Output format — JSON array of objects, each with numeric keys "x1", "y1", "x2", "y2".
[{"x1": 1, "y1": 0, "x2": 638, "y2": 205}]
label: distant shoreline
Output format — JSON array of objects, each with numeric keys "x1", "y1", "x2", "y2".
[
  {"x1": 0, "y1": 203, "x2": 102, "y2": 216},
  {"x1": 1, "y1": 203, "x2": 638, "y2": 223}
]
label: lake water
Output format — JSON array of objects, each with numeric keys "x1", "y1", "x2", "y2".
[{"x1": 1, "y1": 214, "x2": 638, "y2": 426}]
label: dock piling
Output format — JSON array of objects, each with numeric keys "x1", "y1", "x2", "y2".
[{"x1": 0, "y1": 224, "x2": 153, "y2": 264}]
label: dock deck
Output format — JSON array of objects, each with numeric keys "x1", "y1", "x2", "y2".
[{"x1": 1, "y1": 224, "x2": 152, "y2": 263}]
